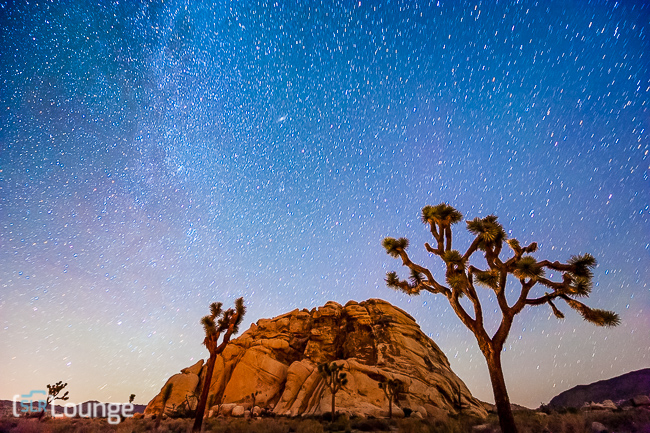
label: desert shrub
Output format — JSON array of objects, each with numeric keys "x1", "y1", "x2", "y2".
[
  {"x1": 222, "y1": 418, "x2": 253, "y2": 433},
  {"x1": 0, "y1": 419, "x2": 19, "y2": 433},
  {"x1": 325, "y1": 414, "x2": 350, "y2": 432},
  {"x1": 116, "y1": 417, "x2": 156, "y2": 433},
  {"x1": 508, "y1": 411, "x2": 547, "y2": 433},
  {"x1": 10, "y1": 419, "x2": 43, "y2": 433},
  {"x1": 350, "y1": 417, "x2": 391, "y2": 431},
  {"x1": 545, "y1": 412, "x2": 585, "y2": 433},
  {"x1": 253, "y1": 418, "x2": 290, "y2": 433},
  {"x1": 295, "y1": 419, "x2": 325, "y2": 433},
  {"x1": 397, "y1": 418, "x2": 431, "y2": 433},
  {"x1": 157, "y1": 418, "x2": 192, "y2": 433},
  {"x1": 586, "y1": 408, "x2": 650, "y2": 433}
]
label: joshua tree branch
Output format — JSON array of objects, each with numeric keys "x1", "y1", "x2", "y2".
[
  {"x1": 445, "y1": 225, "x2": 453, "y2": 251},
  {"x1": 466, "y1": 267, "x2": 484, "y2": 326},
  {"x1": 395, "y1": 248, "x2": 450, "y2": 295}
]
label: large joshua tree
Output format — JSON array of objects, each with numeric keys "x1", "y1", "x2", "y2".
[
  {"x1": 382, "y1": 203, "x2": 619, "y2": 433},
  {"x1": 192, "y1": 297, "x2": 245, "y2": 433}
]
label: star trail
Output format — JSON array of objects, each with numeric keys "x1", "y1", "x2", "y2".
[{"x1": 1, "y1": 0, "x2": 648, "y2": 408}]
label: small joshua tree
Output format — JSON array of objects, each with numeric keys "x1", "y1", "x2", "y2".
[
  {"x1": 379, "y1": 378, "x2": 404, "y2": 419},
  {"x1": 192, "y1": 297, "x2": 246, "y2": 432},
  {"x1": 382, "y1": 203, "x2": 620, "y2": 433},
  {"x1": 129, "y1": 394, "x2": 135, "y2": 404},
  {"x1": 249, "y1": 390, "x2": 261, "y2": 414},
  {"x1": 43, "y1": 381, "x2": 69, "y2": 415},
  {"x1": 318, "y1": 361, "x2": 348, "y2": 420}
]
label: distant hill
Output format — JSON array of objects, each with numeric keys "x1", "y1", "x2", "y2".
[{"x1": 548, "y1": 368, "x2": 650, "y2": 409}]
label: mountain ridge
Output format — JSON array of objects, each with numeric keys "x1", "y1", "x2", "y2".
[{"x1": 548, "y1": 368, "x2": 650, "y2": 408}]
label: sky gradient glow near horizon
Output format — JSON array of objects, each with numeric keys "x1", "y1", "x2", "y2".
[{"x1": 1, "y1": 0, "x2": 649, "y2": 409}]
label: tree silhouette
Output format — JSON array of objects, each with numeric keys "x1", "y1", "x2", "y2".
[
  {"x1": 318, "y1": 361, "x2": 348, "y2": 420},
  {"x1": 129, "y1": 394, "x2": 135, "y2": 404},
  {"x1": 192, "y1": 297, "x2": 246, "y2": 433},
  {"x1": 382, "y1": 203, "x2": 620, "y2": 433},
  {"x1": 378, "y1": 378, "x2": 404, "y2": 419},
  {"x1": 43, "y1": 381, "x2": 69, "y2": 416}
]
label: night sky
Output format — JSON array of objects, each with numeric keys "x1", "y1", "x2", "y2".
[{"x1": 1, "y1": 0, "x2": 648, "y2": 409}]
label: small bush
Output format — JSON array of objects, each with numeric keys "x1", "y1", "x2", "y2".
[
  {"x1": 295, "y1": 419, "x2": 325, "y2": 433},
  {"x1": 325, "y1": 414, "x2": 350, "y2": 432},
  {"x1": 397, "y1": 418, "x2": 430, "y2": 433},
  {"x1": 0, "y1": 419, "x2": 19, "y2": 433},
  {"x1": 157, "y1": 418, "x2": 192, "y2": 433},
  {"x1": 350, "y1": 417, "x2": 391, "y2": 432}
]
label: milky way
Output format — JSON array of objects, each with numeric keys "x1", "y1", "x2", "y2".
[{"x1": 1, "y1": 0, "x2": 648, "y2": 408}]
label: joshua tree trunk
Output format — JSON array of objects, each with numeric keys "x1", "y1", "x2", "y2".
[
  {"x1": 331, "y1": 389, "x2": 336, "y2": 419},
  {"x1": 486, "y1": 350, "x2": 517, "y2": 433},
  {"x1": 193, "y1": 298, "x2": 245, "y2": 432},
  {"x1": 388, "y1": 397, "x2": 393, "y2": 419},
  {"x1": 192, "y1": 354, "x2": 216, "y2": 432}
]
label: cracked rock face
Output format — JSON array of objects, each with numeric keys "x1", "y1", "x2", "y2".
[{"x1": 145, "y1": 299, "x2": 487, "y2": 419}]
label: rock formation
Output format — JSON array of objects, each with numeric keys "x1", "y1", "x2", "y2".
[{"x1": 145, "y1": 299, "x2": 487, "y2": 419}]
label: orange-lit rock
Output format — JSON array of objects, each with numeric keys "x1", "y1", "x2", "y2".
[{"x1": 145, "y1": 299, "x2": 487, "y2": 419}]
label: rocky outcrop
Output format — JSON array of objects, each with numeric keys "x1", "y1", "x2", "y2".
[
  {"x1": 145, "y1": 299, "x2": 487, "y2": 419},
  {"x1": 548, "y1": 368, "x2": 650, "y2": 409}
]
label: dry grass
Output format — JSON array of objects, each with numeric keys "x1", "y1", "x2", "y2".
[{"x1": 0, "y1": 408, "x2": 649, "y2": 433}]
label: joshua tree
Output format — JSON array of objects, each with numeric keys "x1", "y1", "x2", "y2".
[
  {"x1": 129, "y1": 394, "x2": 135, "y2": 404},
  {"x1": 248, "y1": 390, "x2": 261, "y2": 414},
  {"x1": 378, "y1": 378, "x2": 404, "y2": 419},
  {"x1": 193, "y1": 297, "x2": 246, "y2": 433},
  {"x1": 382, "y1": 203, "x2": 620, "y2": 433},
  {"x1": 155, "y1": 383, "x2": 173, "y2": 432},
  {"x1": 41, "y1": 381, "x2": 69, "y2": 416},
  {"x1": 318, "y1": 361, "x2": 348, "y2": 420}
]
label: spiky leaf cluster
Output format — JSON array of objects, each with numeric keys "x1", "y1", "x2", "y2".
[
  {"x1": 564, "y1": 298, "x2": 620, "y2": 327},
  {"x1": 559, "y1": 254, "x2": 596, "y2": 297},
  {"x1": 568, "y1": 254, "x2": 597, "y2": 279},
  {"x1": 209, "y1": 302, "x2": 222, "y2": 318},
  {"x1": 506, "y1": 239, "x2": 521, "y2": 251},
  {"x1": 421, "y1": 203, "x2": 463, "y2": 226},
  {"x1": 385, "y1": 271, "x2": 421, "y2": 295},
  {"x1": 318, "y1": 362, "x2": 348, "y2": 388},
  {"x1": 201, "y1": 315, "x2": 217, "y2": 337},
  {"x1": 46, "y1": 381, "x2": 69, "y2": 403},
  {"x1": 385, "y1": 271, "x2": 400, "y2": 288},
  {"x1": 201, "y1": 297, "x2": 246, "y2": 347},
  {"x1": 409, "y1": 270, "x2": 425, "y2": 286},
  {"x1": 474, "y1": 269, "x2": 499, "y2": 290},
  {"x1": 513, "y1": 256, "x2": 545, "y2": 281},
  {"x1": 382, "y1": 237, "x2": 409, "y2": 258},
  {"x1": 442, "y1": 249, "x2": 465, "y2": 268},
  {"x1": 378, "y1": 378, "x2": 404, "y2": 394},
  {"x1": 446, "y1": 272, "x2": 466, "y2": 294},
  {"x1": 466, "y1": 215, "x2": 507, "y2": 250}
]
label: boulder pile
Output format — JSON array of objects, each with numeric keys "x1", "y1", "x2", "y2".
[{"x1": 145, "y1": 299, "x2": 487, "y2": 419}]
